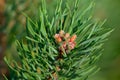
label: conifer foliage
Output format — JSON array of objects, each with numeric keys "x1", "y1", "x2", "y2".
[{"x1": 4, "y1": 0, "x2": 113, "y2": 80}]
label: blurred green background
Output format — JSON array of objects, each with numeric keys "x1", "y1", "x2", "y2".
[
  {"x1": 90, "y1": 0, "x2": 120, "y2": 80},
  {"x1": 0, "y1": 0, "x2": 120, "y2": 80}
]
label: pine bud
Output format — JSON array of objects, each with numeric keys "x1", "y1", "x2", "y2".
[
  {"x1": 70, "y1": 35, "x2": 77, "y2": 42},
  {"x1": 64, "y1": 33, "x2": 70, "y2": 39},
  {"x1": 54, "y1": 34, "x2": 60, "y2": 39},
  {"x1": 68, "y1": 42, "x2": 76, "y2": 50},
  {"x1": 59, "y1": 30, "x2": 65, "y2": 37},
  {"x1": 54, "y1": 34, "x2": 62, "y2": 43}
]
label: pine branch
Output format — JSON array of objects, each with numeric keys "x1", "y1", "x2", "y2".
[{"x1": 4, "y1": 0, "x2": 113, "y2": 80}]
